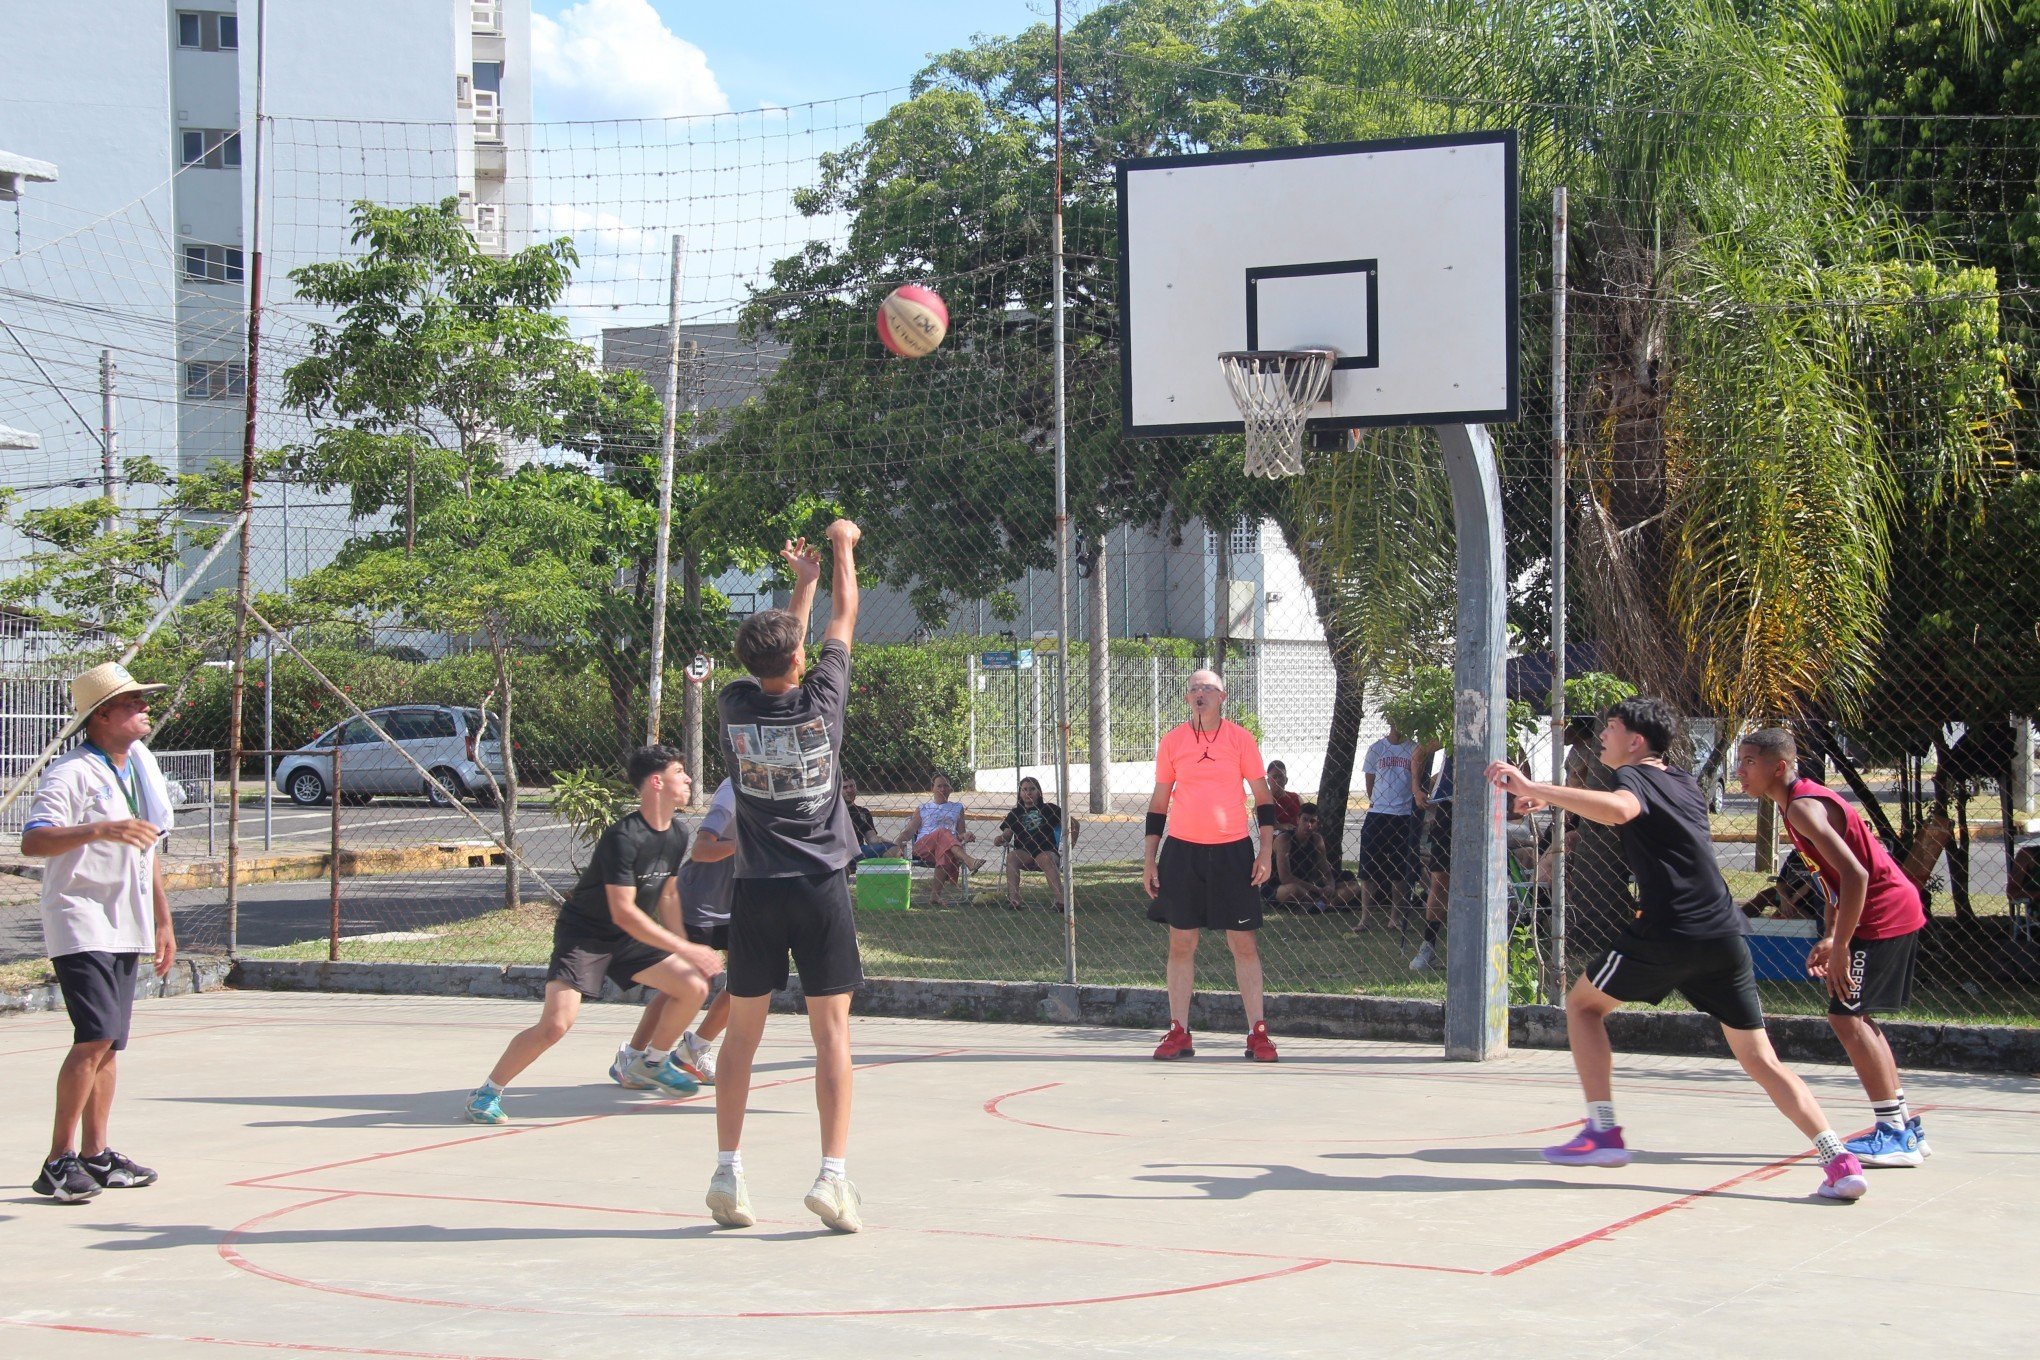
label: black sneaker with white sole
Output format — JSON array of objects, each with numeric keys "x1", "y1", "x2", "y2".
[
  {"x1": 83, "y1": 1149, "x2": 158, "y2": 1189},
  {"x1": 32, "y1": 1153, "x2": 102, "y2": 1202}
]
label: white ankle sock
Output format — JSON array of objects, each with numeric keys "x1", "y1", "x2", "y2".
[
  {"x1": 821, "y1": 1156, "x2": 846, "y2": 1180},
  {"x1": 1814, "y1": 1130, "x2": 1846, "y2": 1163},
  {"x1": 718, "y1": 1149, "x2": 742, "y2": 1174},
  {"x1": 620, "y1": 1044, "x2": 644, "y2": 1062},
  {"x1": 1586, "y1": 1101, "x2": 1617, "y2": 1133},
  {"x1": 1872, "y1": 1091, "x2": 1908, "y2": 1128},
  {"x1": 643, "y1": 1047, "x2": 671, "y2": 1068}
]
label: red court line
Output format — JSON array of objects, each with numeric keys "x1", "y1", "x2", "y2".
[
  {"x1": 217, "y1": 1196, "x2": 1335, "y2": 1320},
  {"x1": 1488, "y1": 1148, "x2": 1818, "y2": 1276},
  {"x1": 0, "y1": 1317, "x2": 530, "y2": 1360},
  {"x1": 226, "y1": 1183, "x2": 1484, "y2": 1278},
  {"x1": 234, "y1": 1047, "x2": 968, "y2": 1190},
  {"x1": 984, "y1": 1081, "x2": 1581, "y2": 1145}
]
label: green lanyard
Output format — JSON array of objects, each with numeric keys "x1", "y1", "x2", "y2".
[{"x1": 83, "y1": 742, "x2": 141, "y2": 818}]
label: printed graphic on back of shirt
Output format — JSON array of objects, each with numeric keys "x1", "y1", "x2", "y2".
[{"x1": 725, "y1": 716, "x2": 837, "y2": 811}]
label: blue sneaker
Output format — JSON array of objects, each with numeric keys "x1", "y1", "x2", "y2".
[
  {"x1": 464, "y1": 1088, "x2": 507, "y2": 1124},
  {"x1": 1845, "y1": 1122, "x2": 1922, "y2": 1169},
  {"x1": 609, "y1": 1049, "x2": 653, "y2": 1090},
  {"x1": 629, "y1": 1054, "x2": 700, "y2": 1097},
  {"x1": 1907, "y1": 1114, "x2": 1933, "y2": 1160}
]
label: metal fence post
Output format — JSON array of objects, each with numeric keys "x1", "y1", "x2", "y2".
[
  {"x1": 329, "y1": 744, "x2": 342, "y2": 963},
  {"x1": 1547, "y1": 185, "x2": 1569, "y2": 1003},
  {"x1": 1435, "y1": 423, "x2": 1510, "y2": 1061}
]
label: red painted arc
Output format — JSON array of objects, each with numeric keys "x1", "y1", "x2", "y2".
[{"x1": 983, "y1": 1081, "x2": 1581, "y2": 1145}]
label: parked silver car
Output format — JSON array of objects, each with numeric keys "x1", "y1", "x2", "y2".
[{"x1": 275, "y1": 706, "x2": 507, "y2": 807}]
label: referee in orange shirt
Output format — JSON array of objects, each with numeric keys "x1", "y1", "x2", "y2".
[{"x1": 1143, "y1": 669, "x2": 1281, "y2": 1062}]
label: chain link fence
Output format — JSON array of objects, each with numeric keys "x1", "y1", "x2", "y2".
[{"x1": 3, "y1": 8, "x2": 2035, "y2": 1027}]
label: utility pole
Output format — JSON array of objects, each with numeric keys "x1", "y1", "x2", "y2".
[{"x1": 99, "y1": 349, "x2": 118, "y2": 605}]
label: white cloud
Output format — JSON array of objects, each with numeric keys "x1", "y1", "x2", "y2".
[{"x1": 532, "y1": 0, "x2": 730, "y2": 121}]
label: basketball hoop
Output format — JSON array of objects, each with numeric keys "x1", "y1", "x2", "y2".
[{"x1": 1218, "y1": 348, "x2": 1335, "y2": 479}]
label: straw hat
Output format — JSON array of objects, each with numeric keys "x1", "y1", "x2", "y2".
[{"x1": 71, "y1": 662, "x2": 167, "y2": 720}]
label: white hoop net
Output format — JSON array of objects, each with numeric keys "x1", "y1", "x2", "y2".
[{"x1": 1218, "y1": 348, "x2": 1336, "y2": 478}]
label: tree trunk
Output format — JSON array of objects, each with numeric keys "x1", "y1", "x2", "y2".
[
  {"x1": 682, "y1": 546, "x2": 703, "y2": 808},
  {"x1": 1275, "y1": 509, "x2": 1368, "y2": 863},
  {"x1": 1086, "y1": 537, "x2": 1111, "y2": 814},
  {"x1": 493, "y1": 641, "x2": 521, "y2": 910}
]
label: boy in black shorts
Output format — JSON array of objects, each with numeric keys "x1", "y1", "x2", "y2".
[
  {"x1": 1486, "y1": 697, "x2": 1869, "y2": 1202},
  {"x1": 464, "y1": 745, "x2": 723, "y2": 1124},
  {"x1": 708, "y1": 522, "x2": 867, "y2": 1234},
  {"x1": 615, "y1": 776, "x2": 736, "y2": 1086}
]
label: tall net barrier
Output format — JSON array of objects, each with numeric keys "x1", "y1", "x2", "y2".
[{"x1": 2, "y1": 4, "x2": 2035, "y2": 1030}]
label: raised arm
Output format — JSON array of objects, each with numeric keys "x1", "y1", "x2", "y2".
[
  {"x1": 781, "y1": 537, "x2": 822, "y2": 639},
  {"x1": 824, "y1": 519, "x2": 861, "y2": 649},
  {"x1": 1485, "y1": 760, "x2": 1642, "y2": 826}
]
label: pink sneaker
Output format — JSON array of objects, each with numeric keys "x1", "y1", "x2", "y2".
[
  {"x1": 1817, "y1": 1152, "x2": 1868, "y2": 1201},
  {"x1": 1542, "y1": 1124, "x2": 1631, "y2": 1167}
]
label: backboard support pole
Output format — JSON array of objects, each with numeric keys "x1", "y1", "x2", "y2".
[{"x1": 1435, "y1": 422, "x2": 1510, "y2": 1061}]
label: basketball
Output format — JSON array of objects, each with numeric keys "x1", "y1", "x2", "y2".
[{"x1": 877, "y1": 284, "x2": 948, "y2": 358}]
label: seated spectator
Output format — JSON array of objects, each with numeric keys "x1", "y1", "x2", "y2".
[
  {"x1": 1266, "y1": 759, "x2": 1303, "y2": 885},
  {"x1": 892, "y1": 772, "x2": 983, "y2": 899},
  {"x1": 1271, "y1": 803, "x2": 1361, "y2": 912},
  {"x1": 842, "y1": 778, "x2": 892, "y2": 862},
  {"x1": 993, "y1": 776, "x2": 1066, "y2": 912}
]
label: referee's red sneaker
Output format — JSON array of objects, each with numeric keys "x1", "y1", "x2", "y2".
[
  {"x1": 1153, "y1": 1023, "x2": 1195, "y2": 1060},
  {"x1": 1245, "y1": 1022, "x2": 1279, "y2": 1062}
]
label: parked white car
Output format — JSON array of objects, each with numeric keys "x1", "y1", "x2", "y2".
[{"x1": 275, "y1": 706, "x2": 507, "y2": 807}]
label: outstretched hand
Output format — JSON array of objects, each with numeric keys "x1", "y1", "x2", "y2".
[
  {"x1": 1485, "y1": 760, "x2": 1547, "y2": 814},
  {"x1": 780, "y1": 537, "x2": 822, "y2": 584},
  {"x1": 825, "y1": 518, "x2": 862, "y2": 549}
]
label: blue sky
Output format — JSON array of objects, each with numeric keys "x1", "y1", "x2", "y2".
[{"x1": 530, "y1": 0, "x2": 1054, "y2": 121}]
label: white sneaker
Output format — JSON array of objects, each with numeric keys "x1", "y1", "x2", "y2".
[
  {"x1": 706, "y1": 1165, "x2": 754, "y2": 1228},
  {"x1": 804, "y1": 1173, "x2": 863, "y2": 1233},
  {"x1": 680, "y1": 1031, "x2": 716, "y2": 1085},
  {"x1": 1409, "y1": 941, "x2": 1436, "y2": 970}
]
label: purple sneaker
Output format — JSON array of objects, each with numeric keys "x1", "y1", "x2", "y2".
[
  {"x1": 1543, "y1": 1124, "x2": 1631, "y2": 1167},
  {"x1": 1816, "y1": 1152, "x2": 1868, "y2": 1201}
]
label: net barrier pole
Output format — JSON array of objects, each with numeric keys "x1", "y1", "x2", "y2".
[
  {"x1": 0, "y1": 508, "x2": 249, "y2": 824},
  {"x1": 1548, "y1": 186, "x2": 1569, "y2": 1003},
  {"x1": 224, "y1": 0, "x2": 269, "y2": 959},
  {"x1": 1436, "y1": 423, "x2": 1510, "y2": 1061},
  {"x1": 1051, "y1": 0, "x2": 1077, "y2": 979},
  {"x1": 329, "y1": 745, "x2": 342, "y2": 963},
  {"x1": 646, "y1": 234, "x2": 684, "y2": 746}
]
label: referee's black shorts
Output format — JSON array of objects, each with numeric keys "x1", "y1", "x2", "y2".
[{"x1": 1148, "y1": 838, "x2": 1263, "y2": 932}]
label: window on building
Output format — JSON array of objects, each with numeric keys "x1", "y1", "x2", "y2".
[
  {"x1": 183, "y1": 360, "x2": 246, "y2": 400},
  {"x1": 471, "y1": 61, "x2": 503, "y2": 94},
  {"x1": 179, "y1": 129, "x2": 240, "y2": 170},
  {"x1": 182, "y1": 243, "x2": 244, "y2": 284},
  {"x1": 176, "y1": 12, "x2": 237, "y2": 52},
  {"x1": 1205, "y1": 518, "x2": 1260, "y2": 557}
]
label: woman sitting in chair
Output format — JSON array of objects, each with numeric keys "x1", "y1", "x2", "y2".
[
  {"x1": 994, "y1": 776, "x2": 1065, "y2": 911},
  {"x1": 893, "y1": 772, "x2": 983, "y2": 900}
]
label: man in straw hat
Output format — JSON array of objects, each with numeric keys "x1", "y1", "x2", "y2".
[{"x1": 19, "y1": 662, "x2": 178, "y2": 1201}]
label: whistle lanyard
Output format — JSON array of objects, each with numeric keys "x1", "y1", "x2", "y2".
[{"x1": 83, "y1": 742, "x2": 141, "y2": 818}]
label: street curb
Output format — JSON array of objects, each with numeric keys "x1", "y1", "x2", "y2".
[
  {"x1": 0, "y1": 954, "x2": 235, "y2": 1018},
  {"x1": 224, "y1": 962, "x2": 2040, "y2": 1075}
]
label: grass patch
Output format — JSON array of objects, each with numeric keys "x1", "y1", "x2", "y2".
[
  {"x1": 242, "y1": 858, "x2": 2037, "y2": 1027},
  {"x1": 0, "y1": 958, "x2": 55, "y2": 990}
]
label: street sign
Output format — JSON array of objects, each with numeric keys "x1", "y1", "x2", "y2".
[
  {"x1": 686, "y1": 653, "x2": 713, "y2": 682},
  {"x1": 979, "y1": 649, "x2": 1034, "y2": 670}
]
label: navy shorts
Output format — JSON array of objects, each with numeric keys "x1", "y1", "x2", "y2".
[
  {"x1": 53, "y1": 951, "x2": 141, "y2": 1050},
  {"x1": 1831, "y1": 930, "x2": 1919, "y2": 1018}
]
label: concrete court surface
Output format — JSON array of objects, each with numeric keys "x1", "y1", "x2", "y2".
[{"x1": 0, "y1": 993, "x2": 2034, "y2": 1359}]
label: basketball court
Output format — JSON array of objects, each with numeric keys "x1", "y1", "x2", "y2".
[{"x1": 1, "y1": 989, "x2": 2033, "y2": 1358}]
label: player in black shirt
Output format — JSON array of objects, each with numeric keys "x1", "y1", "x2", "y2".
[
  {"x1": 1486, "y1": 697, "x2": 1868, "y2": 1202},
  {"x1": 463, "y1": 745, "x2": 724, "y2": 1125},
  {"x1": 708, "y1": 520, "x2": 867, "y2": 1234},
  {"x1": 993, "y1": 776, "x2": 1064, "y2": 910}
]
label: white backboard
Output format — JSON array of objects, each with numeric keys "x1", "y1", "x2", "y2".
[{"x1": 1118, "y1": 131, "x2": 1518, "y2": 436}]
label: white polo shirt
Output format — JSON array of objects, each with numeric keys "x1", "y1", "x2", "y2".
[{"x1": 22, "y1": 744, "x2": 165, "y2": 958}]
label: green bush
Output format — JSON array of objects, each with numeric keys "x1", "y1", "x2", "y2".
[{"x1": 842, "y1": 644, "x2": 970, "y2": 790}]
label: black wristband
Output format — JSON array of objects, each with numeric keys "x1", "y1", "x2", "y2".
[
  {"x1": 1145, "y1": 812, "x2": 1167, "y2": 838},
  {"x1": 1255, "y1": 803, "x2": 1278, "y2": 828}
]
